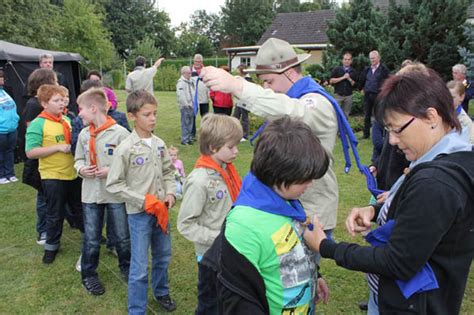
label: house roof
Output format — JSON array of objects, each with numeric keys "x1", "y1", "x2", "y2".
[
  {"x1": 0, "y1": 40, "x2": 82, "y2": 62},
  {"x1": 257, "y1": 10, "x2": 336, "y2": 45},
  {"x1": 468, "y1": 3, "x2": 474, "y2": 19}
]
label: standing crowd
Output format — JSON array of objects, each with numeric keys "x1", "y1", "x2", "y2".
[{"x1": 0, "y1": 38, "x2": 473, "y2": 315}]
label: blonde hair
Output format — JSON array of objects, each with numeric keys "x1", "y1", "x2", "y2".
[
  {"x1": 447, "y1": 80, "x2": 465, "y2": 96},
  {"x1": 199, "y1": 113, "x2": 243, "y2": 155},
  {"x1": 77, "y1": 88, "x2": 108, "y2": 114},
  {"x1": 168, "y1": 146, "x2": 179, "y2": 155},
  {"x1": 59, "y1": 85, "x2": 69, "y2": 96},
  {"x1": 396, "y1": 62, "x2": 428, "y2": 75}
]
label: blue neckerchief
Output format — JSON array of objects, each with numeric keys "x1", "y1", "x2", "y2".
[
  {"x1": 193, "y1": 78, "x2": 200, "y2": 116},
  {"x1": 286, "y1": 76, "x2": 383, "y2": 197},
  {"x1": 233, "y1": 172, "x2": 307, "y2": 223},
  {"x1": 365, "y1": 220, "x2": 439, "y2": 299},
  {"x1": 455, "y1": 104, "x2": 463, "y2": 115}
]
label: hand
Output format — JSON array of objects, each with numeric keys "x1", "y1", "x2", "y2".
[
  {"x1": 154, "y1": 57, "x2": 165, "y2": 68},
  {"x1": 376, "y1": 191, "x2": 390, "y2": 204},
  {"x1": 369, "y1": 165, "x2": 377, "y2": 176},
  {"x1": 316, "y1": 277, "x2": 330, "y2": 305},
  {"x1": 200, "y1": 66, "x2": 243, "y2": 96},
  {"x1": 343, "y1": 73, "x2": 350, "y2": 80},
  {"x1": 345, "y1": 206, "x2": 375, "y2": 237},
  {"x1": 95, "y1": 167, "x2": 109, "y2": 179},
  {"x1": 164, "y1": 194, "x2": 176, "y2": 208},
  {"x1": 79, "y1": 165, "x2": 97, "y2": 178},
  {"x1": 303, "y1": 215, "x2": 326, "y2": 252},
  {"x1": 56, "y1": 144, "x2": 71, "y2": 153}
]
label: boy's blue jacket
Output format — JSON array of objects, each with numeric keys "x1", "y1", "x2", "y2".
[{"x1": 0, "y1": 88, "x2": 19, "y2": 133}]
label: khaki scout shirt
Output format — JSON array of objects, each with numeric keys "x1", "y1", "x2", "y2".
[
  {"x1": 106, "y1": 130, "x2": 176, "y2": 214},
  {"x1": 75, "y1": 124, "x2": 130, "y2": 204},
  {"x1": 236, "y1": 78, "x2": 339, "y2": 229},
  {"x1": 177, "y1": 167, "x2": 233, "y2": 256}
]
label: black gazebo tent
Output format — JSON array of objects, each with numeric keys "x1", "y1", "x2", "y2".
[
  {"x1": 0, "y1": 40, "x2": 83, "y2": 160},
  {"x1": 0, "y1": 40, "x2": 83, "y2": 114}
]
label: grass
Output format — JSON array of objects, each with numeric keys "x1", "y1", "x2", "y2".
[{"x1": 0, "y1": 90, "x2": 472, "y2": 314}]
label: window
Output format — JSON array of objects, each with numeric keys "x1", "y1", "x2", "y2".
[{"x1": 240, "y1": 57, "x2": 251, "y2": 67}]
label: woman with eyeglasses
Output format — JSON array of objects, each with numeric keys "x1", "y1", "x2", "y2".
[{"x1": 305, "y1": 68, "x2": 474, "y2": 315}]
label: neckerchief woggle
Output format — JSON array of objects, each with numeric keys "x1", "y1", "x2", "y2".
[
  {"x1": 365, "y1": 219, "x2": 439, "y2": 299},
  {"x1": 251, "y1": 76, "x2": 384, "y2": 197},
  {"x1": 234, "y1": 172, "x2": 312, "y2": 229}
]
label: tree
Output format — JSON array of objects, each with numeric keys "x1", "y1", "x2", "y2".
[
  {"x1": 379, "y1": 0, "x2": 469, "y2": 78},
  {"x1": 172, "y1": 23, "x2": 214, "y2": 57},
  {"x1": 55, "y1": 0, "x2": 116, "y2": 69},
  {"x1": 0, "y1": 0, "x2": 61, "y2": 49},
  {"x1": 188, "y1": 10, "x2": 224, "y2": 53},
  {"x1": 127, "y1": 37, "x2": 161, "y2": 68},
  {"x1": 221, "y1": 0, "x2": 275, "y2": 46},
  {"x1": 103, "y1": 0, "x2": 173, "y2": 57},
  {"x1": 325, "y1": 0, "x2": 384, "y2": 71}
]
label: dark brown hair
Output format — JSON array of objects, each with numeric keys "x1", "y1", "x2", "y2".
[
  {"x1": 376, "y1": 69, "x2": 461, "y2": 131},
  {"x1": 27, "y1": 68, "x2": 57, "y2": 96},
  {"x1": 251, "y1": 116, "x2": 329, "y2": 189}
]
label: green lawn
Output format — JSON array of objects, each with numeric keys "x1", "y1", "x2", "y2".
[{"x1": 0, "y1": 90, "x2": 472, "y2": 314}]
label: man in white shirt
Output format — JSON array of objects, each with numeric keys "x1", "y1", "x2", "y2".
[{"x1": 125, "y1": 56, "x2": 164, "y2": 95}]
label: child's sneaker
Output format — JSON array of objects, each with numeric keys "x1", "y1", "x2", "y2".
[
  {"x1": 42, "y1": 250, "x2": 58, "y2": 264},
  {"x1": 7, "y1": 176, "x2": 18, "y2": 182},
  {"x1": 82, "y1": 276, "x2": 105, "y2": 295},
  {"x1": 154, "y1": 294, "x2": 177, "y2": 312},
  {"x1": 75, "y1": 254, "x2": 82, "y2": 272},
  {"x1": 0, "y1": 178, "x2": 10, "y2": 184},
  {"x1": 36, "y1": 232, "x2": 47, "y2": 245}
]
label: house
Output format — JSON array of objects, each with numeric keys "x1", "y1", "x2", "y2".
[{"x1": 223, "y1": 10, "x2": 336, "y2": 71}]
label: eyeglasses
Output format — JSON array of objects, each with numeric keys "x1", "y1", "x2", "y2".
[{"x1": 384, "y1": 117, "x2": 416, "y2": 135}]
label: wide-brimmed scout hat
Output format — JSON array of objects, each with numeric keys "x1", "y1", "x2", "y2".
[{"x1": 244, "y1": 37, "x2": 311, "y2": 75}]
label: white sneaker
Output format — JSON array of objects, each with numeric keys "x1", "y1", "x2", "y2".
[
  {"x1": 0, "y1": 178, "x2": 10, "y2": 184},
  {"x1": 37, "y1": 232, "x2": 47, "y2": 245},
  {"x1": 8, "y1": 176, "x2": 18, "y2": 182},
  {"x1": 76, "y1": 255, "x2": 82, "y2": 272}
]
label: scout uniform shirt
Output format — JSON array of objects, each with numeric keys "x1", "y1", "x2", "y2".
[
  {"x1": 74, "y1": 124, "x2": 130, "y2": 204},
  {"x1": 106, "y1": 130, "x2": 176, "y2": 214},
  {"x1": 235, "y1": 78, "x2": 339, "y2": 230},
  {"x1": 25, "y1": 115, "x2": 76, "y2": 180},
  {"x1": 177, "y1": 167, "x2": 233, "y2": 257}
]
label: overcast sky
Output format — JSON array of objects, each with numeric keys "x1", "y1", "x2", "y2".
[{"x1": 158, "y1": 0, "x2": 226, "y2": 27}]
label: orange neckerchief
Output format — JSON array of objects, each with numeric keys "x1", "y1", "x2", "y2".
[
  {"x1": 195, "y1": 155, "x2": 242, "y2": 202},
  {"x1": 89, "y1": 116, "x2": 116, "y2": 166},
  {"x1": 38, "y1": 111, "x2": 71, "y2": 144},
  {"x1": 144, "y1": 194, "x2": 169, "y2": 233}
]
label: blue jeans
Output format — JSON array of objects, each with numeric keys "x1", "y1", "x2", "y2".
[
  {"x1": 42, "y1": 178, "x2": 82, "y2": 251},
  {"x1": 368, "y1": 290, "x2": 379, "y2": 315},
  {"x1": 81, "y1": 203, "x2": 130, "y2": 279},
  {"x1": 0, "y1": 130, "x2": 17, "y2": 179},
  {"x1": 36, "y1": 190, "x2": 48, "y2": 234},
  {"x1": 128, "y1": 212, "x2": 172, "y2": 315},
  {"x1": 196, "y1": 262, "x2": 217, "y2": 315},
  {"x1": 180, "y1": 107, "x2": 194, "y2": 143}
]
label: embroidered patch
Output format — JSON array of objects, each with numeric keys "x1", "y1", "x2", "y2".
[
  {"x1": 105, "y1": 144, "x2": 116, "y2": 148},
  {"x1": 158, "y1": 146, "x2": 165, "y2": 158},
  {"x1": 107, "y1": 148, "x2": 114, "y2": 156},
  {"x1": 216, "y1": 190, "x2": 224, "y2": 200},
  {"x1": 207, "y1": 179, "x2": 219, "y2": 189},
  {"x1": 135, "y1": 157, "x2": 145, "y2": 165}
]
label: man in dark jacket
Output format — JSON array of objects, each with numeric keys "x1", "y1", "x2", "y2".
[
  {"x1": 359, "y1": 50, "x2": 390, "y2": 139},
  {"x1": 330, "y1": 52, "x2": 357, "y2": 118}
]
